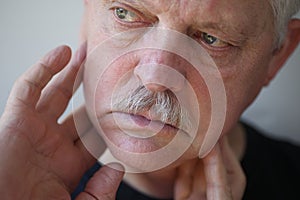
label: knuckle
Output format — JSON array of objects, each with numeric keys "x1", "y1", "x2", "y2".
[
  {"x1": 13, "y1": 77, "x2": 41, "y2": 103},
  {"x1": 38, "y1": 61, "x2": 55, "y2": 76},
  {"x1": 46, "y1": 85, "x2": 73, "y2": 102},
  {"x1": 55, "y1": 85, "x2": 73, "y2": 100}
]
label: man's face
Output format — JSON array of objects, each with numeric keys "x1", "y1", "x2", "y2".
[{"x1": 82, "y1": 0, "x2": 276, "y2": 170}]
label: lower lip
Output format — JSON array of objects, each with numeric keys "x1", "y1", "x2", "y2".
[
  {"x1": 110, "y1": 112, "x2": 178, "y2": 136},
  {"x1": 128, "y1": 113, "x2": 178, "y2": 133},
  {"x1": 99, "y1": 112, "x2": 189, "y2": 153},
  {"x1": 129, "y1": 114, "x2": 151, "y2": 127}
]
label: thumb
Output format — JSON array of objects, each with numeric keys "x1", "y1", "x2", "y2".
[{"x1": 76, "y1": 163, "x2": 125, "y2": 200}]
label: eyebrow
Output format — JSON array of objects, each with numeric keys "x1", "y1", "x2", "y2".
[
  {"x1": 103, "y1": 0, "x2": 142, "y2": 6},
  {"x1": 103, "y1": 0, "x2": 148, "y2": 13},
  {"x1": 103, "y1": 0, "x2": 156, "y2": 20}
]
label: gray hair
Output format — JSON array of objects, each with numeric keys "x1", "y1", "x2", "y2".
[
  {"x1": 113, "y1": 85, "x2": 193, "y2": 133},
  {"x1": 269, "y1": 0, "x2": 300, "y2": 46}
]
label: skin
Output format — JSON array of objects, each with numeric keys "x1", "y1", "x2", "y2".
[
  {"x1": 0, "y1": 44, "x2": 124, "y2": 200},
  {"x1": 82, "y1": 0, "x2": 300, "y2": 198},
  {"x1": 0, "y1": 0, "x2": 299, "y2": 199},
  {"x1": 83, "y1": 0, "x2": 275, "y2": 161}
]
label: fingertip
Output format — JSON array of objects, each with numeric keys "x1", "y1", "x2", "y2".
[
  {"x1": 80, "y1": 162, "x2": 124, "y2": 200},
  {"x1": 73, "y1": 41, "x2": 87, "y2": 65},
  {"x1": 106, "y1": 162, "x2": 125, "y2": 174},
  {"x1": 203, "y1": 143, "x2": 221, "y2": 161},
  {"x1": 47, "y1": 44, "x2": 72, "y2": 59},
  {"x1": 219, "y1": 135, "x2": 229, "y2": 147},
  {"x1": 41, "y1": 45, "x2": 72, "y2": 72}
]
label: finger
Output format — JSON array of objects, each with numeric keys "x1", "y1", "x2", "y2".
[
  {"x1": 76, "y1": 163, "x2": 124, "y2": 200},
  {"x1": 62, "y1": 105, "x2": 106, "y2": 167},
  {"x1": 37, "y1": 42, "x2": 87, "y2": 119},
  {"x1": 188, "y1": 161, "x2": 207, "y2": 200},
  {"x1": 6, "y1": 45, "x2": 71, "y2": 110},
  {"x1": 174, "y1": 159, "x2": 197, "y2": 200},
  {"x1": 61, "y1": 105, "x2": 93, "y2": 141},
  {"x1": 219, "y1": 137, "x2": 246, "y2": 200},
  {"x1": 203, "y1": 143, "x2": 232, "y2": 200},
  {"x1": 75, "y1": 126, "x2": 107, "y2": 168}
]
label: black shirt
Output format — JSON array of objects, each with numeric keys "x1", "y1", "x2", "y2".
[
  {"x1": 241, "y1": 123, "x2": 300, "y2": 200},
  {"x1": 72, "y1": 123, "x2": 300, "y2": 200}
]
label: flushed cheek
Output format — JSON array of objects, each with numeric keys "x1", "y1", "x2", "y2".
[{"x1": 84, "y1": 53, "x2": 139, "y2": 117}]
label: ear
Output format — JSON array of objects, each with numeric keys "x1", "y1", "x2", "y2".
[{"x1": 264, "y1": 19, "x2": 300, "y2": 85}]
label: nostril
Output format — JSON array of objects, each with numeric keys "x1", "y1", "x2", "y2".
[
  {"x1": 134, "y1": 63, "x2": 186, "y2": 93},
  {"x1": 134, "y1": 65, "x2": 169, "y2": 92}
]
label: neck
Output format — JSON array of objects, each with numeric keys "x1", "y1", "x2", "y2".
[
  {"x1": 227, "y1": 122, "x2": 247, "y2": 160},
  {"x1": 124, "y1": 166, "x2": 177, "y2": 199},
  {"x1": 123, "y1": 122, "x2": 246, "y2": 199}
]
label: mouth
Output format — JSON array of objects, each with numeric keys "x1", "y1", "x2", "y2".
[
  {"x1": 108, "y1": 111, "x2": 182, "y2": 138},
  {"x1": 97, "y1": 111, "x2": 193, "y2": 153},
  {"x1": 129, "y1": 112, "x2": 179, "y2": 130}
]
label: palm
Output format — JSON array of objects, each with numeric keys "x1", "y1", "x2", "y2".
[{"x1": 0, "y1": 45, "x2": 98, "y2": 199}]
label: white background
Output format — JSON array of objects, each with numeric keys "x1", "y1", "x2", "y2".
[{"x1": 0, "y1": 1, "x2": 299, "y2": 145}]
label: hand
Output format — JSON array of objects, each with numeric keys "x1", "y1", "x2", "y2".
[
  {"x1": 174, "y1": 136, "x2": 246, "y2": 200},
  {"x1": 0, "y1": 44, "x2": 124, "y2": 200}
]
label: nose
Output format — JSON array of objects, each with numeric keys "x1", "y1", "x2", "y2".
[{"x1": 134, "y1": 51, "x2": 186, "y2": 92}]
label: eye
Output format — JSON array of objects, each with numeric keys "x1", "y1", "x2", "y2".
[
  {"x1": 114, "y1": 7, "x2": 140, "y2": 22},
  {"x1": 200, "y1": 32, "x2": 229, "y2": 48}
]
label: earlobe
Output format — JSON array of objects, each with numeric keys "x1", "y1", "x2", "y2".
[{"x1": 264, "y1": 19, "x2": 300, "y2": 86}]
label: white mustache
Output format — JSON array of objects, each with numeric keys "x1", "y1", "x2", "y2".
[{"x1": 113, "y1": 85, "x2": 192, "y2": 132}]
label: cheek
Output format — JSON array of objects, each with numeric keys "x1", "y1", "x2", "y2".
[
  {"x1": 183, "y1": 65, "x2": 228, "y2": 158},
  {"x1": 86, "y1": 2, "x2": 116, "y2": 52},
  {"x1": 188, "y1": 69, "x2": 212, "y2": 133},
  {"x1": 221, "y1": 51, "x2": 272, "y2": 134},
  {"x1": 83, "y1": 53, "x2": 138, "y2": 117}
]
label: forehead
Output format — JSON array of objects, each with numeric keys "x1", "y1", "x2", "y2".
[{"x1": 103, "y1": 0, "x2": 271, "y2": 17}]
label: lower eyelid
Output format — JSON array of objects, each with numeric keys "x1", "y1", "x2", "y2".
[
  {"x1": 203, "y1": 38, "x2": 231, "y2": 48},
  {"x1": 200, "y1": 40, "x2": 233, "y2": 53},
  {"x1": 214, "y1": 40, "x2": 230, "y2": 47}
]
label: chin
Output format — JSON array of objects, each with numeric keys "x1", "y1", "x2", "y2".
[
  {"x1": 104, "y1": 140, "x2": 199, "y2": 173},
  {"x1": 97, "y1": 112, "x2": 198, "y2": 172}
]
